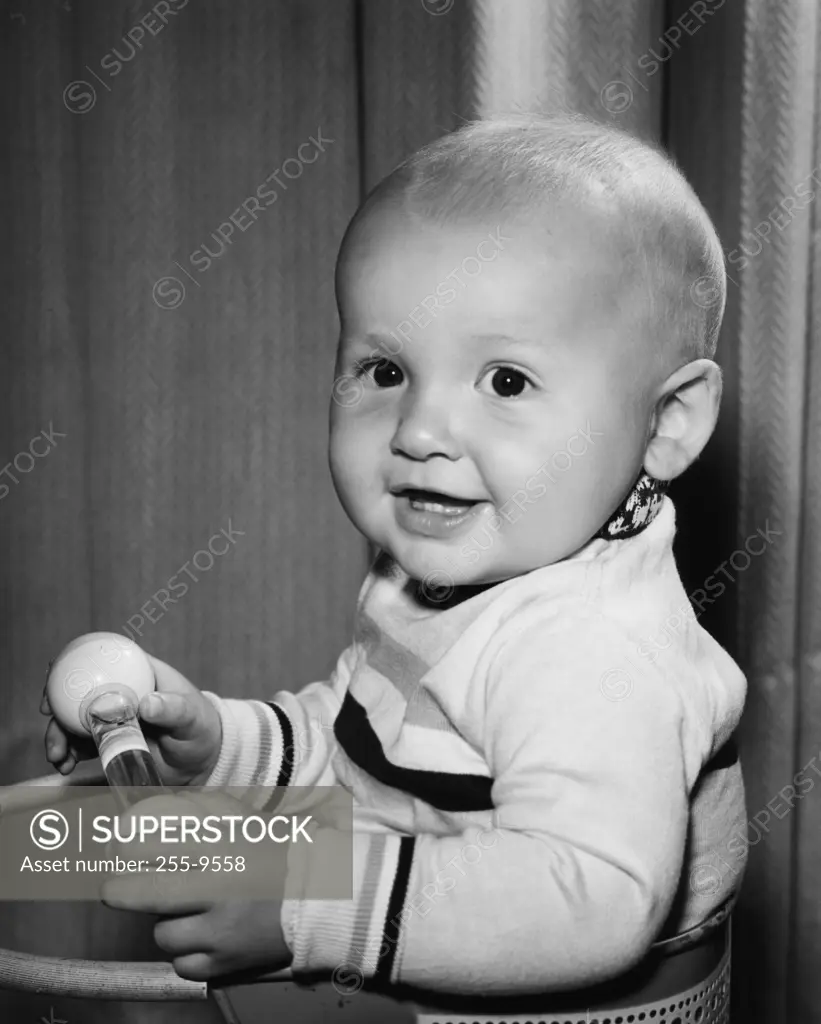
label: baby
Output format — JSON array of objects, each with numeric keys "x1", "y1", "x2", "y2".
[{"x1": 43, "y1": 114, "x2": 747, "y2": 998}]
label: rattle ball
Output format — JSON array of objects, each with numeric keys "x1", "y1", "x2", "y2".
[{"x1": 46, "y1": 632, "x2": 155, "y2": 737}]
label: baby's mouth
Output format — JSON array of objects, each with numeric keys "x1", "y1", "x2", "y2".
[
  {"x1": 392, "y1": 486, "x2": 487, "y2": 539},
  {"x1": 393, "y1": 488, "x2": 480, "y2": 516}
]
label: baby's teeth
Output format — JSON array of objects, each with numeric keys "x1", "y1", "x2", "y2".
[{"x1": 411, "y1": 499, "x2": 466, "y2": 515}]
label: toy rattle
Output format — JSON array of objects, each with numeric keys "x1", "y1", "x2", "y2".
[
  {"x1": 46, "y1": 632, "x2": 164, "y2": 797},
  {"x1": 42, "y1": 633, "x2": 253, "y2": 1020}
]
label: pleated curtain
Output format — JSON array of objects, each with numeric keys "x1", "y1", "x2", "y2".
[{"x1": 1, "y1": 2, "x2": 819, "y2": 1022}]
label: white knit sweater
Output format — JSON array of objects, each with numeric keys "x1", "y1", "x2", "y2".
[{"x1": 203, "y1": 497, "x2": 747, "y2": 995}]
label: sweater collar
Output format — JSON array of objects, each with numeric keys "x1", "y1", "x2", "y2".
[{"x1": 594, "y1": 471, "x2": 668, "y2": 541}]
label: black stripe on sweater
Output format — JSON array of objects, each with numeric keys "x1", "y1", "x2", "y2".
[
  {"x1": 705, "y1": 735, "x2": 739, "y2": 772},
  {"x1": 260, "y1": 702, "x2": 295, "y2": 812},
  {"x1": 375, "y1": 836, "x2": 415, "y2": 986},
  {"x1": 334, "y1": 691, "x2": 494, "y2": 812},
  {"x1": 267, "y1": 701, "x2": 296, "y2": 787}
]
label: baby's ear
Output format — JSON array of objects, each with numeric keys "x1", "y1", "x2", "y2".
[{"x1": 643, "y1": 358, "x2": 722, "y2": 482}]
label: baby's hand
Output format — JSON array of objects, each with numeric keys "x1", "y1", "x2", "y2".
[
  {"x1": 41, "y1": 655, "x2": 223, "y2": 787},
  {"x1": 101, "y1": 791, "x2": 292, "y2": 981},
  {"x1": 153, "y1": 898, "x2": 291, "y2": 982}
]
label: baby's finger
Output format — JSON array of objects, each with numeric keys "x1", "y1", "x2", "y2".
[
  {"x1": 45, "y1": 719, "x2": 97, "y2": 772},
  {"x1": 146, "y1": 656, "x2": 200, "y2": 699},
  {"x1": 56, "y1": 744, "x2": 102, "y2": 773},
  {"x1": 138, "y1": 690, "x2": 199, "y2": 738},
  {"x1": 45, "y1": 717, "x2": 69, "y2": 764},
  {"x1": 40, "y1": 690, "x2": 52, "y2": 715},
  {"x1": 55, "y1": 752, "x2": 77, "y2": 775},
  {"x1": 101, "y1": 871, "x2": 212, "y2": 915}
]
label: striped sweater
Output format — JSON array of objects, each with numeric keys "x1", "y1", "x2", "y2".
[{"x1": 203, "y1": 497, "x2": 747, "y2": 995}]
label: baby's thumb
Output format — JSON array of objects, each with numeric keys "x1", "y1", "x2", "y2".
[{"x1": 138, "y1": 692, "x2": 196, "y2": 736}]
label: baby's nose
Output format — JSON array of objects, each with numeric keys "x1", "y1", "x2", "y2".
[{"x1": 389, "y1": 392, "x2": 460, "y2": 461}]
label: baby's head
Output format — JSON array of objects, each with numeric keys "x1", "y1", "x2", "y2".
[{"x1": 329, "y1": 114, "x2": 726, "y2": 588}]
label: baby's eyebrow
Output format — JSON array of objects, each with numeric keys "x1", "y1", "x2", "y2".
[
  {"x1": 338, "y1": 330, "x2": 547, "y2": 360},
  {"x1": 469, "y1": 332, "x2": 540, "y2": 350},
  {"x1": 339, "y1": 332, "x2": 400, "y2": 357}
]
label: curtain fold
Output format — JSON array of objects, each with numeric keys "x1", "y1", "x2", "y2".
[
  {"x1": 3, "y1": 2, "x2": 820, "y2": 1022},
  {"x1": 735, "y1": 4, "x2": 819, "y2": 1023},
  {"x1": 471, "y1": 0, "x2": 663, "y2": 132},
  {"x1": 2, "y1": 1, "x2": 365, "y2": 1021},
  {"x1": 793, "y1": 5, "x2": 821, "y2": 1020}
]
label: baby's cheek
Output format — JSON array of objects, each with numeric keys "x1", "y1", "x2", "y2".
[
  {"x1": 329, "y1": 417, "x2": 363, "y2": 471},
  {"x1": 330, "y1": 430, "x2": 385, "y2": 527},
  {"x1": 571, "y1": 440, "x2": 643, "y2": 533},
  {"x1": 506, "y1": 450, "x2": 608, "y2": 551},
  {"x1": 328, "y1": 434, "x2": 365, "y2": 513}
]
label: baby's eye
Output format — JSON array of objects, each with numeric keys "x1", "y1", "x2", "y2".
[
  {"x1": 481, "y1": 366, "x2": 533, "y2": 398},
  {"x1": 353, "y1": 358, "x2": 404, "y2": 389}
]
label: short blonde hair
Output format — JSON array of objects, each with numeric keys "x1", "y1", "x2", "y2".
[{"x1": 369, "y1": 114, "x2": 725, "y2": 362}]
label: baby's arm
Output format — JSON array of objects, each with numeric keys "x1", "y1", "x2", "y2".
[
  {"x1": 42, "y1": 645, "x2": 354, "y2": 793},
  {"x1": 281, "y1": 616, "x2": 706, "y2": 995},
  {"x1": 201, "y1": 644, "x2": 355, "y2": 793}
]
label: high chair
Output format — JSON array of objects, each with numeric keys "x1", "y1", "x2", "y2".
[{"x1": 0, "y1": 763, "x2": 731, "y2": 1024}]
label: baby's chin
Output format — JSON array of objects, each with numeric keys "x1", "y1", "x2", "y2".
[
  {"x1": 379, "y1": 535, "x2": 539, "y2": 592},
  {"x1": 373, "y1": 534, "x2": 477, "y2": 587},
  {"x1": 365, "y1": 510, "x2": 587, "y2": 589}
]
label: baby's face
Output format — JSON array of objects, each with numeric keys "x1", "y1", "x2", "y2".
[{"x1": 330, "y1": 201, "x2": 656, "y2": 587}]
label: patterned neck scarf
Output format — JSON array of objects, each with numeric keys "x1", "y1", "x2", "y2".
[{"x1": 594, "y1": 471, "x2": 669, "y2": 541}]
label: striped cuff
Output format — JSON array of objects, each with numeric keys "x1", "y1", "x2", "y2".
[
  {"x1": 201, "y1": 692, "x2": 288, "y2": 791},
  {"x1": 283, "y1": 832, "x2": 415, "y2": 986}
]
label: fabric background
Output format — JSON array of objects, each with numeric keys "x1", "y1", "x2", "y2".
[{"x1": 1, "y1": 1, "x2": 817, "y2": 1022}]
